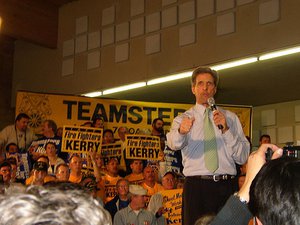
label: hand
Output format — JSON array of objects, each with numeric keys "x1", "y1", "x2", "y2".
[
  {"x1": 156, "y1": 207, "x2": 168, "y2": 217},
  {"x1": 179, "y1": 116, "x2": 194, "y2": 134},
  {"x1": 238, "y1": 144, "x2": 283, "y2": 202},
  {"x1": 212, "y1": 110, "x2": 228, "y2": 133}
]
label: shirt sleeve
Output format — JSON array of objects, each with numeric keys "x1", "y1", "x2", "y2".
[
  {"x1": 211, "y1": 195, "x2": 253, "y2": 225},
  {"x1": 222, "y1": 110, "x2": 250, "y2": 165},
  {"x1": 166, "y1": 115, "x2": 188, "y2": 151},
  {"x1": 113, "y1": 211, "x2": 124, "y2": 225},
  {"x1": 147, "y1": 193, "x2": 162, "y2": 215}
]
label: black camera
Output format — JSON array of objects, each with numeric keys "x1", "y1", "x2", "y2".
[
  {"x1": 266, "y1": 145, "x2": 300, "y2": 161},
  {"x1": 282, "y1": 145, "x2": 300, "y2": 158}
]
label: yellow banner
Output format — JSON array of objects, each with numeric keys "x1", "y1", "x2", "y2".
[
  {"x1": 161, "y1": 189, "x2": 183, "y2": 225},
  {"x1": 125, "y1": 135, "x2": 162, "y2": 160},
  {"x1": 16, "y1": 91, "x2": 252, "y2": 137},
  {"x1": 62, "y1": 125, "x2": 103, "y2": 153},
  {"x1": 101, "y1": 143, "x2": 123, "y2": 165}
]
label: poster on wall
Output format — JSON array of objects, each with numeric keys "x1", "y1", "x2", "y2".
[{"x1": 15, "y1": 91, "x2": 252, "y2": 137}]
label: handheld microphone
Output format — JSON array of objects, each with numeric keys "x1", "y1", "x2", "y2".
[{"x1": 207, "y1": 97, "x2": 224, "y2": 130}]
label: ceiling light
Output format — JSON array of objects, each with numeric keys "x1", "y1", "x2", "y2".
[
  {"x1": 259, "y1": 46, "x2": 300, "y2": 61},
  {"x1": 147, "y1": 71, "x2": 192, "y2": 85},
  {"x1": 82, "y1": 91, "x2": 102, "y2": 97},
  {"x1": 211, "y1": 57, "x2": 258, "y2": 71},
  {"x1": 102, "y1": 82, "x2": 146, "y2": 95}
]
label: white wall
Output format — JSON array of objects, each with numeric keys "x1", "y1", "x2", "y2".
[{"x1": 252, "y1": 100, "x2": 300, "y2": 148}]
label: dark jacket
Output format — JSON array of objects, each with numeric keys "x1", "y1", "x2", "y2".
[
  {"x1": 104, "y1": 195, "x2": 130, "y2": 220},
  {"x1": 211, "y1": 195, "x2": 253, "y2": 225}
]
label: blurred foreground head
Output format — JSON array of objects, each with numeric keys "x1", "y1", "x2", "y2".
[
  {"x1": 0, "y1": 183, "x2": 112, "y2": 225},
  {"x1": 249, "y1": 157, "x2": 300, "y2": 225}
]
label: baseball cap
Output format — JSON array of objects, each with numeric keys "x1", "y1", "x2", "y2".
[{"x1": 129, "y1": 185, "x2": 147, "y2": 196}]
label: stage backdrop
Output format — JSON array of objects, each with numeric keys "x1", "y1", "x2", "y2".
[{"x1": 16, "y1": 91, "x2": 252, "y2": 137}]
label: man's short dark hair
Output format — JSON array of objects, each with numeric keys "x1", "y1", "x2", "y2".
[
  {"x1": 249, "y1": 158, "x2": 300, "y2": 225},
  {"x1": 103, "y1": 129, "x2": 114, "y2": 136},
  {"x1": 5, "y1": 143, "x2": 18, "y2": 152},
  {"x1": 191, "y1": 67, "x2": 219, "y2": 86},
  {"x1": 259, "y1": 134, "x2": 271, "y2": 142},
  {"x1": 55, "y1": 163, "x2": 69, "y2": 174},
  {"x1": 0, "y1": 161, "x2": 11, "y2": 170},
  {"x1": 92, "y1": 115, "x2": 104, "y2": 125},
  {"x1": 45, "y1": 120, "x2": 57, "y2": 134},
  {"x1": 15, "y1": 113, "x2": 30, "y2": 122},
  {"x1": 152, "y1": 118, "x2": 164, "y2": 126}
]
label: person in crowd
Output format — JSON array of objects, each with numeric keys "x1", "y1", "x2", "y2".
[
  {"x1": 5, "y1": 142, "x2": 31, "y2": 182},
  {"x1": 125, "y1": 159, "x2": 144, "y2": 184},
  {"x1": 238, "y1": 162, "x2": 247, "y2": 189},
  {"x1": 28, "y1": 161, "x2": 49, "y2": 186},
  {"x1": 113, "y1": 184, "x2": 156, "y2": 225},
  {"x1": 45, "y1": 142, "x2": 65, "y2": 175},
  {"x1": 81, "y1": 121, "x2": 93, "y2": 127},
  {"x1": 105, "y1": 178, "x2": 130, "y2": 221},
  {"x1": 151, "y1": 118, "x2": 165, "y2": 137},
  {"x1": 167, "y1": 67, "x2": 250, "y2": 225},
  {"x1": 89, "y1": 151, "x2": 106, "y2": 182},
  {"x1": 80, "y1": 175, "x2": 102, "y2": 204},
  {"x1": 55, "y1": 163, "x2": 70, "y2": 182},
  {"x1": 210, "y1": 143, "x2": 299, "y2": 225},
  {"x1": 99, "y1": 158, "x2": 121, "y2": 203},
  {"x1": 103, "y1": 129, "x2": 115, "y2": 144},
  {"x1": 25, "y1": 155, "x2": 56, "y2": 185},
  {"x1": 5, "y1": 142, "x2": 19, "y2": 156},
  {"x1": 259, "y1": 134, "x2": 271, "y2": 145},
  {"x1": 56, "y1": 127, "x2": 63, "y2": 137},
  {"x1": 0, "y1": 161, "x2": 12, "y2": 187},
  {"x1": 29, "y1": 119, "x2": 67, "y2": 161},
  {"x1": 148, "y1": 171, "x2": 177, "y2": 225},
  {"x1": 68, "y1": 154, "x2": 86, "y2": 183},
  {"x1": 92, "y1": 115, "x2": 105, "y2": 129},
  {"x1": 116, "y1": 126, "x2": 129, "y2": 175},
  {"x1": 141, "y1": 166, "x2": 164, "y2": 204},
  {"x1": 6, "y1": 157, "x2": 24, "y2": 184},
  {"x1": 0, "y1": 184, "x2": 112, "y2": 225},
  {"x1": 0, "y1": 113, "x2": 37, "y2": 159}
]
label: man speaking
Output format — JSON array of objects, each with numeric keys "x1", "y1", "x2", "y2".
[{"x1": 167, "y1": 67, "x2": 250, "y2": 225}]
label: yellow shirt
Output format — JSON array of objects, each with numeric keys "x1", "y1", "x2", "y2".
[
  {"x1": 69, "y1": 174, "x2": 83, "y2": 183},
  {"x1": 99, "y1": 174, "x2": 121, "y2": 203},
  {"x1": 141, "y1": 182, "x2": 164, "y2": 196},
  {"x1": 125, "y1": 173, "x2": 144, "y2": 185},
  {"x1": 141, "y1": 182, "x2": 164, "y2": 207},
  {"x1": 25, "y1": 175, "x2": 56, "y2": 185}
]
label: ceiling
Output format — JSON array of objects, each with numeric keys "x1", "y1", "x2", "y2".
[
  {"x1": 104, "y1": 52, "x2": 300, "y2": 107},
  {"x1": 0, "y1": 0, "x2": 77, "y2": 48},
  {"x1": 1, "y1": 0, "x2": 299, "y2": 107}
]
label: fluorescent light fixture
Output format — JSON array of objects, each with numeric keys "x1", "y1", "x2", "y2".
[
  {"x1": 102, "y1": 82, "x2": 146, "y2": 95},
  {"x1": 211, "y1": 57, "x2": 258, "y2": 71},
  {"x1": 147, "y1": 71, "x2": 192, "y2": 85},
  {"x1": 259, "y1": 46, "x2": 300, "y2": 61},
  {"x1": 82, "y1": 91, "x2": 102, "y2": 97}
]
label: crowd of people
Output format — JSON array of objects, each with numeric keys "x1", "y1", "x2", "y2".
[{"x1": 0, "y1": 66, "x2": 299, "y2": 225}]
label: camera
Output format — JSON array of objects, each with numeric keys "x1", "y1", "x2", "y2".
[
  {"x1": 282, "y1": 145, "x2": 300, "y2": 158},
  {"x1": 266, "y1": 145, "x2": 300, "y2": 161}
]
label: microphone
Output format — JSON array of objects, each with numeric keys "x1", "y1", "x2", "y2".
[{"x1": 207, "y1": 97, "x2": 223, "y2": 130}]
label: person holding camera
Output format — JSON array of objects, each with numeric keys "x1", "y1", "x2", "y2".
[{"x1": 211, "y1": 144, "x2": 300, "y2": 225}]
